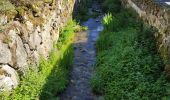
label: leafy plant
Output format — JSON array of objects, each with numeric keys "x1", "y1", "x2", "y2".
[
  {"x1": 92, "y1": 4, "x2": 167, "y2": 99},
  {"x1": 102, "y1": 13, "x2": 120, "y2": 32},
  {"x1": 0, "y1": 20, "x2": 78, "y2": 100}
]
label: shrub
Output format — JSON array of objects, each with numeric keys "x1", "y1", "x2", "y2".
[
  {"x1": 102, "y1": 0, "x2": 121, "y2": 13},
  {"x1": 92, "y1": 6, "x2": 167, "y2": 99}
]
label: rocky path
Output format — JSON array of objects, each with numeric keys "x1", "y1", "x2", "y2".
[{"x1": 60, "y1": 1, "x2": 103, "y2": 100}]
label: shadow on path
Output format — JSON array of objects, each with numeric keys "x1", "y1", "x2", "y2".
[{"x1": 60, "y1": 1, "x2": 104, "y2": 100}]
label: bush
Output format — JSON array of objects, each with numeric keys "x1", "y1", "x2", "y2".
[
  {"x1": 97, "y1": 0, "x2": 121, "y2": 13},
  {"x1": 92, "y1": 6, "x2": 167, "y2": 99},
  {"x1": 73, "y1": 0, "x2": 92, "y2": 22}
]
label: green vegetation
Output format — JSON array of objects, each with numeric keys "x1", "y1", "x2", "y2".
[
  {"x1": 0, "y1": 0, "x2": 55, "y2": 23},
  {"x1": 73, "y1": 0, "x2": 102, "y2": 22},
  {"x1": 0, "y1": 20, "x2": 81, "y2": 100},
  {"x1": 97, "y1": 0, "x2": 121, "y2": 14},
  {"x1": 91, "y1": 0, "x2": 168, "y2": 99},
  {"x1": 0, "y1": 0, "x2": 17, "y2": 20},
  {"x1": 0, "y1": 0, "x2": 16, "y2": 13},
  {"x1": 73, "y1": 0, "x2": 92, "y2": 22}
]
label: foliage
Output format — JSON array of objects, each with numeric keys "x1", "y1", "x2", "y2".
[
  {"x1": 102, "y1": 13, "x2": 120, "y2": 32},
  {"x1": 73, "y1": 0, "x2": 92, "y2": 22},
  {"x1": 0, "y1": 0, "x2": 17, "y2": 19},
  {"x1": 0, "y1": 0, "x2": 16, "y2": 13},
  {"x1": 91, "y1": 6, "x2": 167, "y2": 100},
  {"x1": 0, "y1": 0, "x2": 55, "y2": 22},
  {"x1": 97, "y1": 0, "x2": 121, "y2": 13},
  {"x1": 0, "y1": 20, "x2": 78, "y2": 100}
]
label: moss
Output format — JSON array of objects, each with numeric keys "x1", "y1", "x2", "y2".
[
  {"x1": 16, "y1": 6, "x2": 27, "y2": 16},
  {"x1": 0, "y1": 0, "x2": 56, "y2": 21},
  {"x1": 3, "y1": 36, "x2": 12, "y2": 44},
  {"x1": 0, "y1": 0, "x2": 17, "y2": 20},
  {"x1": 28, "y1": 14, "x2": 44, "y2": 27},
  {"x1": 43, "y1": 0, "x2": 53, "y2": 3},
  {"x1": 0, "y1": 28, "x2": 3, "y2": 32},
  {"x1": 0, "y1": 0, "x2": 16, "y2": 13}
]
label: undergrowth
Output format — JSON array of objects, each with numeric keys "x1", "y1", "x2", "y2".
[
  {"x1": 92, "y1": 0, "x2": 167, "y2": 99},
  {"x1": 73, "y1": 0, "x2": 92, "y2": 22},
  {"x1": 0, "y1": 20, "x2": 81, "y2": 100},
  {"x1": 97, "y1": 0, "x2": 121, "y2": 14}
]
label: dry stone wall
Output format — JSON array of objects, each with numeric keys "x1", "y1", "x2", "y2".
[
  {"x1": 0, "y1": 0, "x2": 75, "y2": 91},
  {"x1": 121, "y1": 0, "x2": 170, "y2": 77}
]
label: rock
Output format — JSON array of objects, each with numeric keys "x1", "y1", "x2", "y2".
[
  {"x1": 28, "y1": 31, "x2": 42, "y2": 50},
  {"x1": 95, "y1": 20, "x2": 100, "y2": 22},
  {"x1": 0, "y1": 0, "x2": 75, "y2": 92},
  {"x1": 8, "y1": 30, "x2": 16, "y2": 48},
  {"x1": 80, "y1": 48, "x2": 87, "y2": 52},
  {"x1": 38, "y1": 24, "x2": 53, "y2": 57},
  {"x1": 31, "y1": 51, "x2": 39, "y2": 65},
  {"x1": 0, "y1": 15, "x2": 7, "y2": 25},
  {"x1": 16, "y1": 34, "x2": 28, "y2": 72},
  {"x1": 0, "y1": 65, "x2": 19, "y2": 91},
  {"x1": 0, "y1": 42, "x2": 12, "y2": 64},
  {"x1": 71, "y1": 80, "x2": 75, "y2": 83},
  {"x1": 26, "y1": 21, "x2": 33, "y2": 31}
]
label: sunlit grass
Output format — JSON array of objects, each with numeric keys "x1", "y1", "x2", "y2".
[{"x1": 0, "y1": 20, "x2": 78, "y2": 100}]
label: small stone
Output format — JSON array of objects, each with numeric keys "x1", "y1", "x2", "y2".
[
  {"x1": 72, "y1": 96, "x2": 77, "y2": 99},
  {"x1": 80, "y1": 48, "x2": 87, "y2": 52},
  {"x1": 71, "y1": 80, "x2": 74, "y2": 83},
  {"x1": 95, "y1": 20, "x2": 100, "y2": 22}
]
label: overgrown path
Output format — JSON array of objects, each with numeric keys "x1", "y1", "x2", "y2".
[{"x1": 60, "y1": 1, "x2": 103, "y2": 100}]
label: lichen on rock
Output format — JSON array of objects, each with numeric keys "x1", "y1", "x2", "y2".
[{"x1": 0, "y1": 0, "x2": 75, "y2": 92}]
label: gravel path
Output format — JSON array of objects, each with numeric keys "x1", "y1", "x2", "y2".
[{"x1": 60, "y1": 1, "x2": 103, "y2": 100}]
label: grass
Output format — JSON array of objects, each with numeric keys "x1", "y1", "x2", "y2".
[
  {"x1": 91, "y1": 0, "x2": 168, "y2": 99},
  {"x1": 73, "y1": 0, "x2": 92, "y2": 22},
  {"x1": 97, "y1": 0, "x2": 121, "y2": 14},
  {"x1": 0, "y1": 20, "x2": 80, "y2": 100}
]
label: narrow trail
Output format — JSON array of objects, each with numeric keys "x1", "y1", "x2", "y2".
[{"x1": 60, "y1": 1, "x2": 103, "y2": 100}]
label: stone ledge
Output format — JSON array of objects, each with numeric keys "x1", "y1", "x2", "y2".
[{"x1": 0, "y1": 0, "x2": 75, "y2": 91}]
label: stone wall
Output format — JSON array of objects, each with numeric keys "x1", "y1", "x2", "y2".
[
  {"x1": 0, "y1": 0, "x2": 75, "y2": 91},
  {"x1": 121, "y1": 0, "x2": 170, "y2": 77}
]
